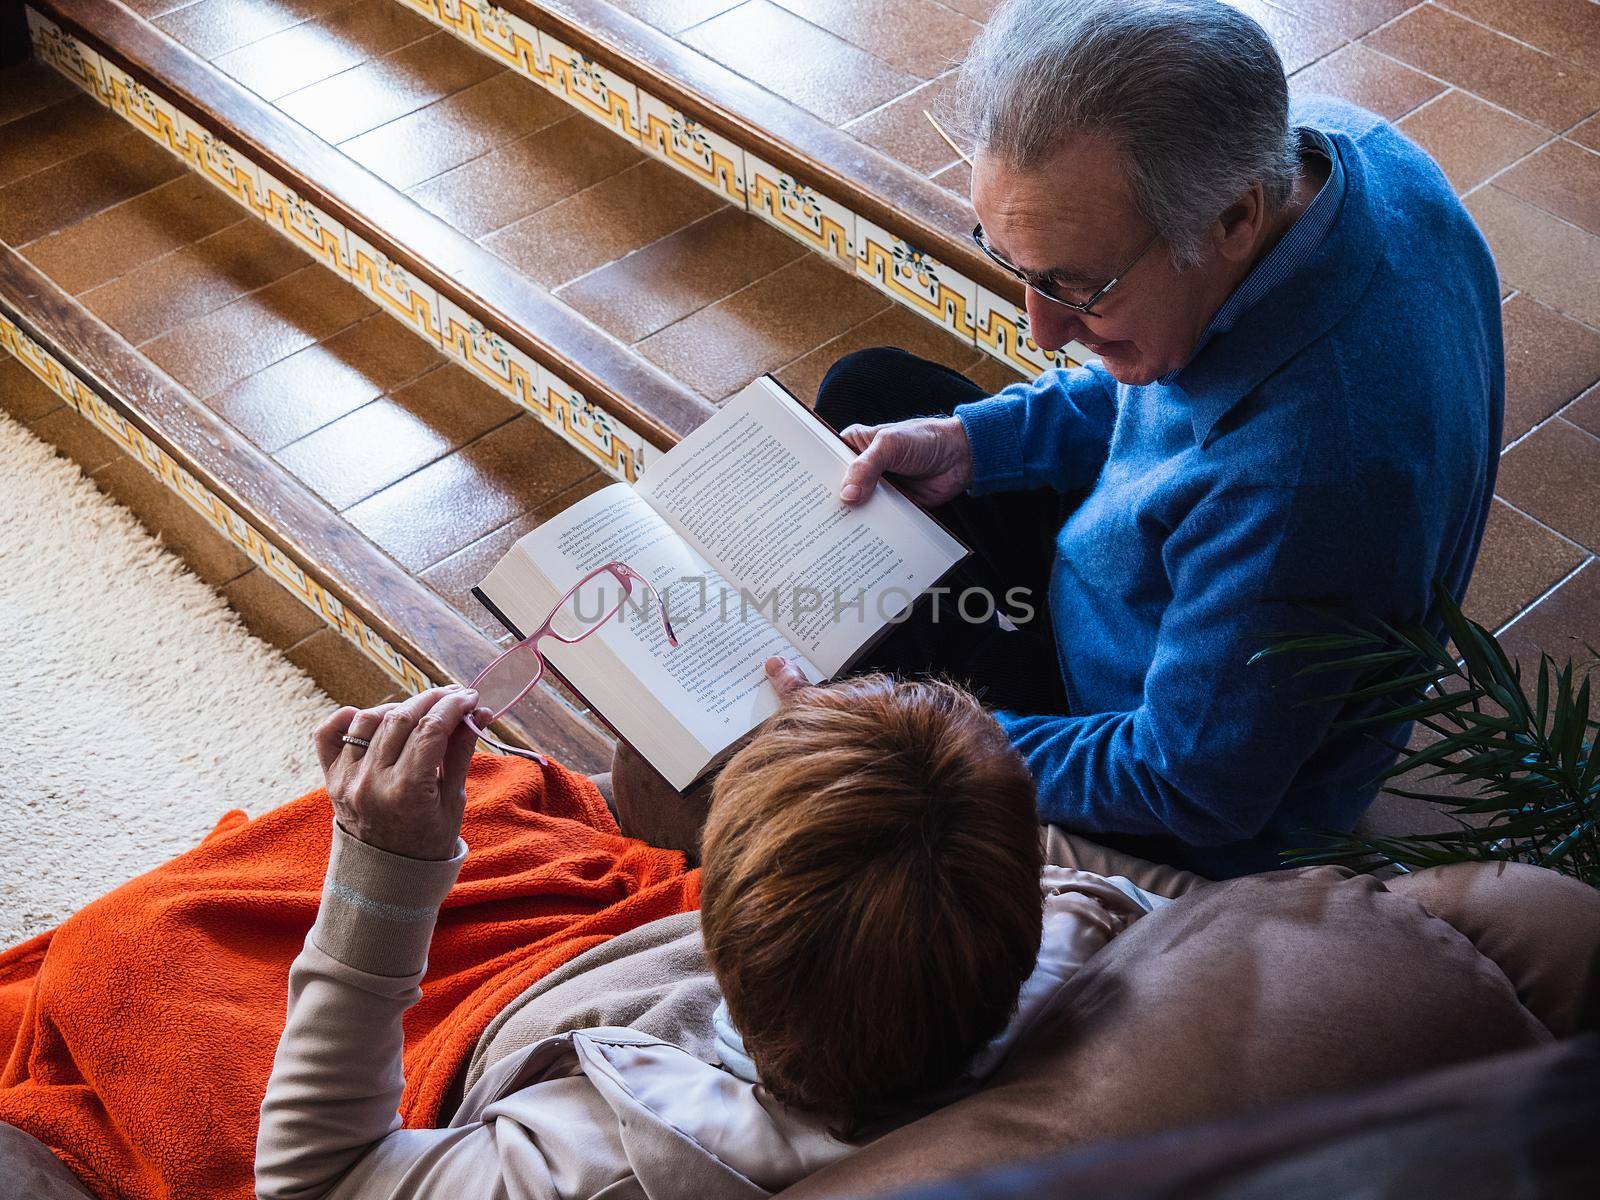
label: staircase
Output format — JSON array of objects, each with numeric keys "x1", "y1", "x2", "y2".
[
  {"x1": 4, "y1": 0, "x2": 1598, "y2": 773},
  {"x1": 0, "y1": 0, "x2": 1047, "y2": 768}
]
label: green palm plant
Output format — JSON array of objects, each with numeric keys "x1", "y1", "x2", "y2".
[{"x1": 1250, "y1": 584, "x2": 1600, "y2": 887}]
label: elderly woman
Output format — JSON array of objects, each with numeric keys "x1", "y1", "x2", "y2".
[
  {"x1": 822, "y1": 0, "x2": 1502, "y2": 877},
  {"x1": 253, "y1": 677, "x2": 1126, "y2": 1196}
]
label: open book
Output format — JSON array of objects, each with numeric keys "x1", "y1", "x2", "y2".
[{"x1": 474, "y1": 375, "x2": 968, "y2": 789}]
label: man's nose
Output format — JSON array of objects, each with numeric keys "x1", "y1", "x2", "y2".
[{"x1": 1024, "y1": 287, "x2": 1087, "y2": 353}]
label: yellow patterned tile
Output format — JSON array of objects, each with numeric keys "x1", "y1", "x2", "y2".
[
  {"x1": 346, "y1": 229, "x2": 444, "y2": 345},
  {"x1": 173, "y1": 108, "x2": 261, "y2": 209},
  {"x1": 538, "y1": 29, "x2": 640, "y2": 141},
  {"x1": 637, "y1": 88, "x2": 746, "y2": 207},
  {"x1": 973, "y1": 285, "x2": 1091, "y2": 374},
  {"x1": 855, "y1": 216, "x2": 977, "y2": 344},
  {"x1": 437, "y1": 292, "x2": 533, "y2": 403},
  {"x1": 534, "y1": 363, "x2": 655, "y2": 483},
  {"x1": 254, "y1": 166, "x2": 353, "y2": 276},
  {"x1": 0, "y1": 311, "x2": 432, "y2": 694},
  {"x1": 25, "y1": 7, "x2": 106, "y2": 101},
  {"x1": 96, "y1": 58, "x2": 186, "y2": 153},
  {"x1": 744, "y1": 151, "x2": 854, "y2": 265}
]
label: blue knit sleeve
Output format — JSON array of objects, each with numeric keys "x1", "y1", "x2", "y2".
[{"x1": 955, "y1": 364, "x2": 1118, "y2": 495}]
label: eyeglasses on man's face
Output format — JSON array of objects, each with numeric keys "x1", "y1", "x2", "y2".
[{"x1": 972, "y1": 224, "x2": 1160, "y2": 317}]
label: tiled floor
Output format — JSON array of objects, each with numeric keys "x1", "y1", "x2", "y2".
[
  {"x1": 6, "y1": 0, "x2": 1600, "y2": 686},
  {"x1": 143, "y1": 0, "x2": 983, "y2": 407}
]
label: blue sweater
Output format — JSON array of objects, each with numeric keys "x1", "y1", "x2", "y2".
[{"x1": 954, "y1": 99, "x2": 1503, "y2": 877}]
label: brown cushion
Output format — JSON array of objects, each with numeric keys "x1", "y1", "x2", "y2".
[{"x1": 781, "y1": 866, "x2": 1549, "y2": 1199}]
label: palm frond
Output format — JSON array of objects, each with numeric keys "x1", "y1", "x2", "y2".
[{"x1": 1255, "y1": 583, "x2": 1600, "y2": 888}]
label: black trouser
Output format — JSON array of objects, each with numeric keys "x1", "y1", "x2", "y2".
[{"x1": 814, "y1": 348, "x2": 1073, "y2": 716}]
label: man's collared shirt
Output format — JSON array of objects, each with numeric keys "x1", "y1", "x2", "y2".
[{"x1": 955, "y1": 98, "x2": 1504, "y2": 876}]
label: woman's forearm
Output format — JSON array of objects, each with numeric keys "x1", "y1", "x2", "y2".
[{"x1": 255, "y1": 820, "x2": 466, "y2": 1200}]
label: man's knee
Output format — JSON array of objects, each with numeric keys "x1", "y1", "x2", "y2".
[{"x1": 815, "y1": 346, "x2": 981, "y2": 429}]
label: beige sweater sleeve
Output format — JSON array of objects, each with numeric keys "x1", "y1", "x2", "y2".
[{"x1": 254, "y1": 818, "x2": 467, "y2": 1200}]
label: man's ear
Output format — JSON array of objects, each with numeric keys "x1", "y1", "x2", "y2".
[{"x1": 1213, "y1": 181, "x2": 1267, "y2": 264}]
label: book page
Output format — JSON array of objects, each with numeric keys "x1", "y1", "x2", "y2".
[
  {"x1": 636, "y1": 378, "x2": 966, "y2": 675},
  {"x1": 477, "y1": 484, "x2": 821, "y2": 788}
]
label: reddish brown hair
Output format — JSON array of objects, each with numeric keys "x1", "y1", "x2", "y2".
[{"x1": 698, "y1": 674, "x2": 1043, "y2": 1132}]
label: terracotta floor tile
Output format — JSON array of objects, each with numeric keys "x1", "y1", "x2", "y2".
[
  {"x1": 212, "y1": 0, "x2": 434, "y2": 101},
  {"x1": 1495, "y1": 139, "x2": 1600, "y2": 238},
  {"x1": 221, "y1": 566, "x2": 326, "y2": 650},
  {"x1": 274, "y1": 363, "x2": 521, "y2": 509},
  {"x1": 419, "y1": 478, "x2": 609, "y2": 637},
  {"x1": 558, "y1": 207, "x2": 803, "y2": 343},
  {"x1": 1229, "y1": 0, "x2": 1345, "y2": 75},
  {"x1": 407, "y1": 116, "x2": 644, "y2": 239},
  {"x1": 1288, "y1": 41, "x2": 1444, "y2": 122},
  {"x1": 683, "y1": 0, "x2": 920, "y2": 126},
  {"x1": 143, "y1": 265, "x2": 377, "y2": 398},
  {"x1": 91, "y1": 456, "x2": 255, "y2": 587},
  {"x1": 0, "y1": 356, "x2": 64, "y2": 423},
  {"x1": 121, "y1": 1, "x2": 190, "y2": 16},
  {"x1": 1263, "y1": 0, "x2": 1412, "y2": 40},
  {"x1": 966, "y1": 354, "x2": 1029, "y2": 394},
  {"x1": 931, "y1": 158, "x2": 972, "y2": 202},
  {"x1": 0, "y1": 131, "x2": 184, "y2": 245},
  {"x1": 934, "y1": 0, "x2": 1001, "y2": 19},
  {"x1": 483, "y1": 158, "x2": 724, "y2": 287},
  {"x1": 1365, "y1": 4, "x2": 1600, "y2": 132},
  {"x1": 1463, "y1": 497, "x2": 1589, "y2": 630},
  {"x1": 1495, "y1": 418, "x2": 1600, "y2": 553},
  {"x1": 774, "y1": 303, "x2": 986, "y2": 408},
  {"x1": 638, "y1": 254, "x2": 890, "y2": 401},
  {"x1": 284, "y1": 627, "x2": 397, "y2": 707},
  {"x1": 1396, "y1": 89, "x2": 1547, "y2": 194},
  {"x1": 19, "y1": 174, "x2": 245, "y2": 295},
  {"x1": 609, "y1": 0, "x2": 744, "y2": 35},
  {"x1": 0, "y1": 59, "x2": 81, "y2": 127},
  {"x1": 1500, "y1": 295, "x2": 1600, "y2": 445},
  {"x1": 1434, "y1": 0, "x2": 1600, "y2": 78},
  {"x1": 275, "y1": 29, "x2": 501, "y2": 144},
  {"x1": 80, "y1": 219, "x2": 309, "y2": 346},
  {"x1": 207, "y1": 312, "x2": 441, "y2": 450},
  {"x1": 1570, "y1": 115, "x2": 1600, "y2": 153},
  {"x1": 345, "y1": 417, "x2": 597, "y2": 571},
  {"x1": 1496, "y1": 558, "x2": 1600, "y2": 669},
  {"x1": 1565, "y1": 383, "x2": 1600, "y2": 439},
  {"x1": 1466, "y1": 186, "x2": 1600, "y2": 327},
  {"x1": 156, "y1": 0, "x2": 353, "y2": 61},
  {"x1": 28, "y1": 405, "x2": 123, "y2": 475},
  {"x1": 770, "y1": 0, "x2": 980, "y2": 80},
  {"x1": 0, "y1": 93, "x2": 130, "y2": 190},
  {"x1": 844, "y1": 73, "x2": 964, "y2": 177},
  {"x1": 341, "y1": 71, "x2": 570, "y2": 191}
]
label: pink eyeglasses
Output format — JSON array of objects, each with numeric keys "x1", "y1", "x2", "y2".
[{"x1": 464, "y1": 560, "x2": 677, "y2": 762}]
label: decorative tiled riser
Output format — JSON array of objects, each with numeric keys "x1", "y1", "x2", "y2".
[
  {"x1": 0, "y1": 310, "x2": 434, "y2": 696},
  {"x1": 394, "y1": 0, "x2": 1091, "y2": 377},
  {"x1": 25, "y1": 5, "x2": 659, "y2": 482}
]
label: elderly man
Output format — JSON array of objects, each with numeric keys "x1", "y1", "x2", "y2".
[{"x1": 816, "y1": 0, "x2": 1502, "y2": 876}]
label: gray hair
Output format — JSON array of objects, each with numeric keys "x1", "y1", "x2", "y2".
[{"x1": 951, "y1": 0, "x2": 1299, "y2": 269}]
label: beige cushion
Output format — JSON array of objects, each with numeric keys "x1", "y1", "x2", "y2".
[{"x1": 781, "y1": 866, "x2": 1549, "y2": 1199}]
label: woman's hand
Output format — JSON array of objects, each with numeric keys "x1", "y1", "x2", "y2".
[
  {"x1": 764, "y1": 656, "x2": 811, "y2": 702},
  {"x1": 838, "y1": 415, "x2": 973, "y2": 507},
  {"x1": 314, "y1": 685, "x2": 484, "y2": 861}
]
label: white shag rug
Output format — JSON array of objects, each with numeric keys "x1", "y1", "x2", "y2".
[{"x1": 0, "y1": 406, "x2": 333, "y2": 950}]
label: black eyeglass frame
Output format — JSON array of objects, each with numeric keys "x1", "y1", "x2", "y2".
[{"x1": 972, "y1": 224, "x2": 1160, "y2": 317}]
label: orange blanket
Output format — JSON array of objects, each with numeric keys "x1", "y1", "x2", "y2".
[{"x1": 0, "y1": 755, "x2": 699, "y2": 1200}]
